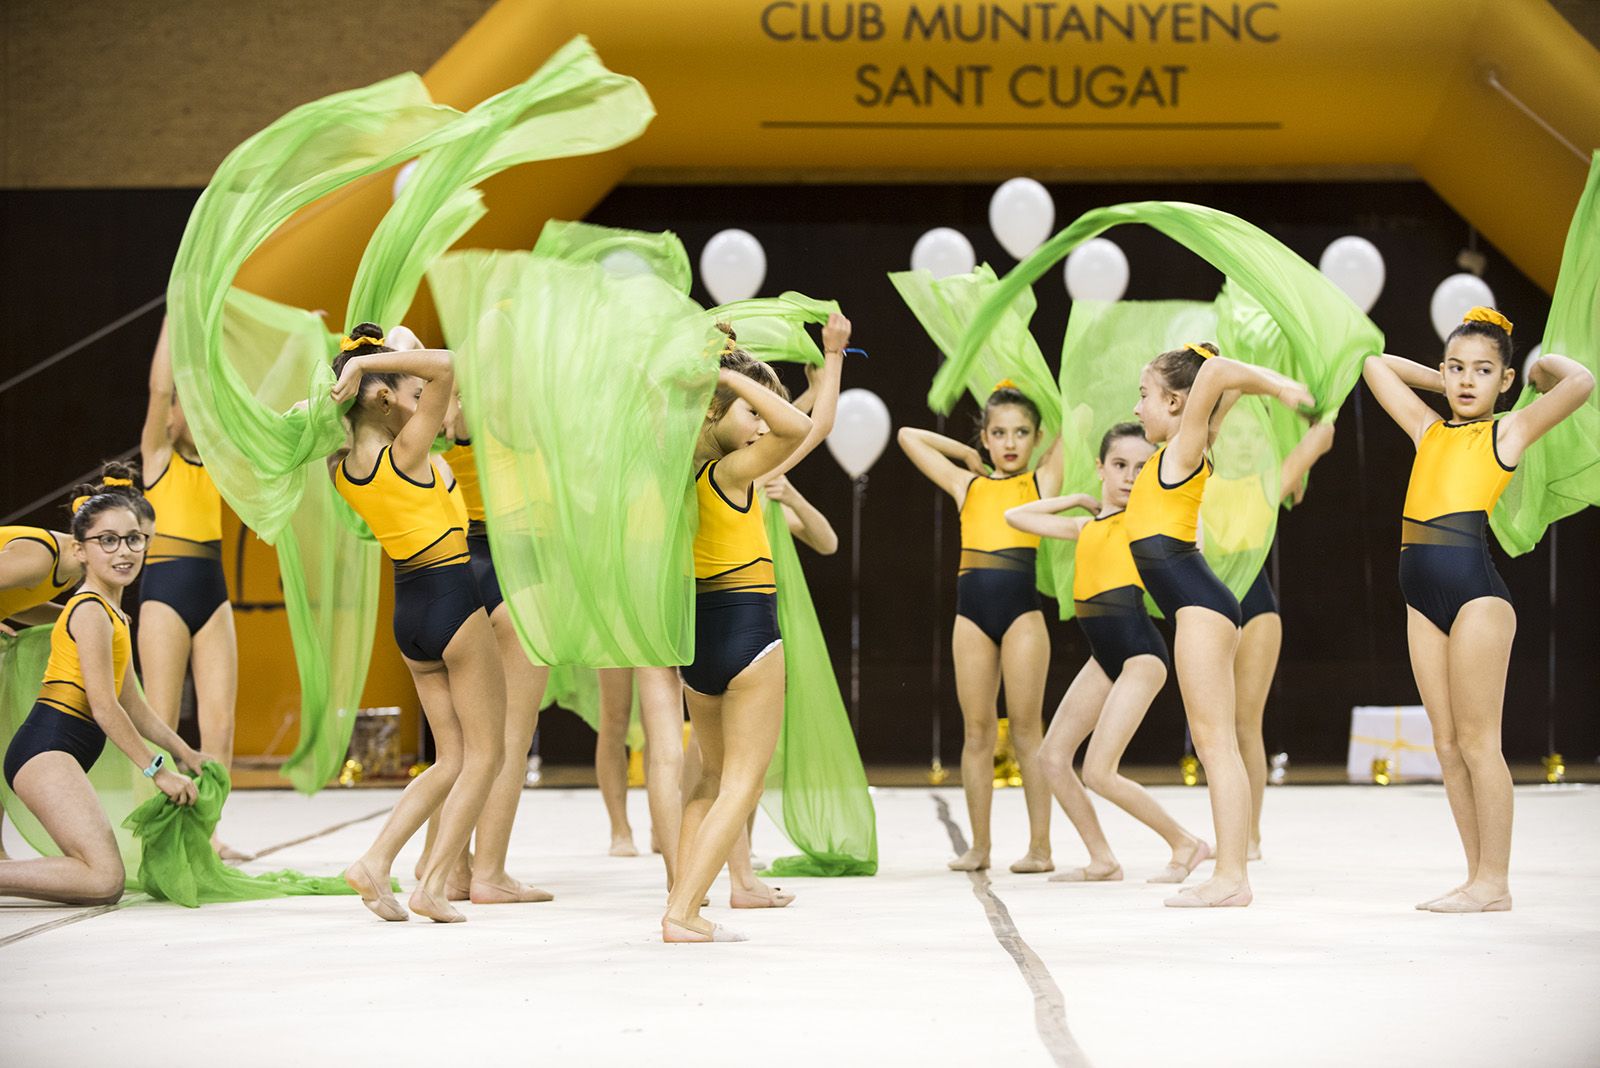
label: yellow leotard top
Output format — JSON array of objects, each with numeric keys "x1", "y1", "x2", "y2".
[
  {"x1": 434, "y1": 455, "x2": 471, "y2": 532},
  {"x1": 442, "y1": 441, "x2": 485, "y2": 524},
  {"x1": 959, "y1": 472, "x2": 1041, "y2": 573},
  {"x1": 0, "y1": 527, "x2": 74, "y2": 621},
  {"x1": 335, "y1": 447, "x2": 469, "y2": 574},
  {"x1": 1072, "y1": 511, "x2": 1146, "y2": 603},
  {"x1": 144, "y1": 452, "x2": 222, "y2": 561},
  {"x1": 693, "y1": 460, "x2": 775, "y2": 595},
  {"x1": 37, "y1": 591, "x2": 131, "y2": 723},
  {"x1": 1199, "y1": 475, "x2": 1277, "y2": 556},
  {"x1": 1125, "y1": 446, "x2": 1210, "y2": 544},
  {"x1": 1401, "y1": 418, "x2": 1515, "y2": 546}
]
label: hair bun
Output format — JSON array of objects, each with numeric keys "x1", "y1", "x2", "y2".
[{"x1": 1461, "y1": 307, "x2": 1513, "y2": 335}]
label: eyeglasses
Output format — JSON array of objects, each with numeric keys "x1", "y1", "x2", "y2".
[{"x1": 82, "y1": 532, "x2": 149, "y2": 553}]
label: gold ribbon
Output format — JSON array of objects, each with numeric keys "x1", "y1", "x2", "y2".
[
  {"x1": 339, "y1": 334, "x2": 387, "y2": 352},
  {"x1": 1184, "y1": 342, "x2": 1214, "y2": 360}
]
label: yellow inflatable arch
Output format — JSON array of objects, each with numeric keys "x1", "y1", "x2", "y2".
[{"x1": 240, "y1": 0, "x2": 1600, "y2": 317}]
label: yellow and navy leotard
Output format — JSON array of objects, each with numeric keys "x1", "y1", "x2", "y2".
[
  {"x1": 1398, "y1": 417, "x2": 1515, "y2": 632},
  {"x1": 335, "y1": 446, "x2": 480, "y2": 661},
  {"x1": 441, "y1": 440, "x2": 504, "y2": 615},
  {"x1": 955, "y1": 472, "x2": 1044, "y2": 645},
  {"x1": 1124, "y1": 446, "x2": 1240, "y2": 624},
  {"x1": 0, "y1": 527, "x2": 74, "y2": 622},
  {"x1": 141, "y1": 452, "x2": 230, "y2": 634},
  {"x1": 1071, "y1": 510, "x2": 1169, "y2": 679},
  {"x1": 2, "y1": 591, "x2": 129, "y2": 786},
  {"x1": 1200, "y1": 474, "x2": 1281, "y2": 624},
  {"x1": 683, "y1": 460, "x2": 780, "y2": 695}
]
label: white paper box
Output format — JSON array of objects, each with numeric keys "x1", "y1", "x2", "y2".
[{"x1": 1347, "y1": 705, "x2": 1441, "y2": 783}]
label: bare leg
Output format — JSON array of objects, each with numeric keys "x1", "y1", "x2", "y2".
[
  {"x1": 596, "y1": 668, "x2": 637, "y2": 856},
  {"x1": 1406, "y1": 607, "x2": 1476, "y2": 907},
  {"x1": 636, "y1": 667, "x2": 685, "y2": 887},
  {"x1": 1081, "y1": 657, "x2": 1208, "y2": 880},
  {"x1": 1000, "y1": 611, "x2": 1053, "y2": 872},
  {"x1": 1034, "y1": 660, "x2": 1119, "y2": 879},
  {"x1": 1233, "y1": 612, "x2": 1280, "y2": 860},
  {"x1": 1165, "y1": 608, "x2": 1250, "y2": 907},
  {"x1": 664, "y1": 650, "x2": 785, "y2": 941},
  {"x1": 950, "y1": 617, "x2": 1001, "y2": 871},
  {"x1": 0, "y1": 754, "x2": 125, "y2": 905},
  {"x1": 469, "y1": 604, "x2": 551, "y2": 903},
  {"x1": 135, "y1": 601, "x2": 191, "y2": 733},
  {"x1": 1430, "y1": 597, "x2": 1516, "y2": 911},
  {"x1": 190, "y1": 603, "x2": 244, "y2": 860}
]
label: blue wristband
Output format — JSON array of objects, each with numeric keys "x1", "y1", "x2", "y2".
[{"x1": 142, "y1": 753, "x2": 165, "y2": 778}]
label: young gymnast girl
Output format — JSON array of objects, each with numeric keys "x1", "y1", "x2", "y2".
[
  {"x1": 1230, "y1": 420, "x2": 1336, "y2": 860},
  {"x1": 1362, "y1": 308, "x2": 1594, "y2": 913},
  {"x1": 329, "y1": 324, "x2": 506, "y2": 924},
  {"x1": 596, "y1": 667, "x2": 686, "y2": 877},
  {"x1": 0, "y1": 521, "x2": 85, "y2": 858},
  {"x1": 1004, "y1": 422, "x2": 1210, "y2": 883},
  {"x1": 139, "y1": 318, "x2": 242, "y2": 858},
  {"x1": 899, "y1": 384, "x2": 1063, "y2": 873},
  {"x1": 0, "y1": 468, "x2": 210, "y2": 904},
  {"x1": 1128, "y1": 341, "x2": 1312, "y2": 907},
  {"x1": 664, "y1": 316, "x2": 847, "y2": 942}
]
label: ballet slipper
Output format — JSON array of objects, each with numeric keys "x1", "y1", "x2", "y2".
[
  {"x1": 445, "y1": 876, "x2": 471, "y2": 902},
  {"x1": 344, "y1": 860, "x2": 407, "y2": 923},
  {"x1": 470, "y1": 878, "x2": 555, "y2": 904},
  {"x1": 1147, "y1": 839, "x2": 1213, "y2": 884},
  {"x1": 1425, "y1": 890, "x2": 1511, "y2": 913},
  {"x1": 662, "y1": 918, "x2": 747, "y2": 943},
  {"x1": 730, "y1": 885, "x2": 796, "y2": 909},
  {"x1": 1048, "y1": 864, "x2": 1123, "y2": 883},
  {"x1": 948, "y1": 848, "x2": 990, "y2": 872},
  {"x1": 409, "y1": 887, "x2": 466, "y2": 923},
  {"x1": 609, "y1": 836, "x2": 639, "y2": 858},
  {"x1": 1415, "y1": 884, "x2": 1469, "y2": 910},
  {"x1": 213, "y1": 838, "x2": 253, "y2": 863},
  {"x1": 1009, "y1": 852, "x2": 1055, "y2": 875},
  {"x1": 1163, "y1": 882, "x2": 1252, "y2": 908},
  {"x1": 1246, "y1": 843, "x2": 1262, "y2": 862}
]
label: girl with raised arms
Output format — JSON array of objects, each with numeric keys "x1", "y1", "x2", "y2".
[{"x1": 1362, "y1": 308, "x2": 1593, "y2": 913}]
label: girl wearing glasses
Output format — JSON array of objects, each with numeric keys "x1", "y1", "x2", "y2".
[
  {"x1": 0, "y1": 466, "x2": 210, "y2": 905},
  {"x1": 139, "y1": 319, "x2": 243, "y2": 859}
]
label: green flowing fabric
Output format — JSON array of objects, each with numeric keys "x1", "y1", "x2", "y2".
[
  {"x1": 431, "y1": 248, "x2": 720, "y2": 666},
  {"x1": 950, "y1": 202, "x2": 1383, "y2": 423},
  {"x1": 707, "y1": 293, "x2": 841, "y2": 367},
  {"x1": 891, "y1": 264, "x2": 1062, "y2": 440},
  {"x1": 168, "y1": 39, "x2": 655, "y2": 790},
  {"x1": 1491, "y1": 152, "x2": 1600, "y2": 556},
  {"x1": 759, "y1": 500, "x2": 877, "y2": 876},
  {"x1": 534, "y1": 219, "x2": 693, "y2": 294},
  {"x1": 0, "y1": 627, "x2": 156, "y2": 876},
  {"x1": 123, "y1": 763, "x2": 365, "y2": 906},
  {"x1": 1051, "y1": 299, "x2": 1279, "y2": 614}
]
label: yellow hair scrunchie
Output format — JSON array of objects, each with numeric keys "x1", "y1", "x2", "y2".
[
  {"x1": 993, "y1": 378, "x2": 1019, "y2": 392},
  {"x1": 720, "y1": 334, "x2": 739, "y2": 356},
  {"x1": 1462, "y1": 306, "x2": 1514, "y2": 335},
  {"x1": 1184, "y1": 342, "x2": 1215, "y2": 360},
  {"x1": 339, "y1": 334, "x2": 387, "y2": 352},
  {"x1": 102, "y1": 476, "x2": 133, "y2": 488},
  {"x1": 71, "y1": 495, "x2": 91, "y2": 514}
]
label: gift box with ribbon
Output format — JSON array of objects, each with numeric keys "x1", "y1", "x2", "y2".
[{"x1": 1347, "y1": 705, "x2": 1441, "y2": 783}]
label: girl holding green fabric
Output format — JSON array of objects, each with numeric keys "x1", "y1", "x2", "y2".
[
  {"x1": 1127, "y1": 342, "x2": 1312, "y2": 908},
  {"x1": 1362, "y1": 309, "x2": 1594, "y2": 913},
  {"x1": 1, "y1": 470, "x2": 211, "y2": 905},
  {"x1": 329, "y1": 327, "x2": 505, "y2": 924},
  {"x1": 898, "y1": 386, "x2": 1063, "y2": 874}
]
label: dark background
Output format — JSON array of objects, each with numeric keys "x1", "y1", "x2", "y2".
[{"x1": 3, "y1": 180, "x2": 1596, "y2": 769}]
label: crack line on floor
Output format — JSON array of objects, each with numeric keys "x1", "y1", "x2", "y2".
[{"x1": 933, "y1": 793, "x2": 1093, "y2": 1068}]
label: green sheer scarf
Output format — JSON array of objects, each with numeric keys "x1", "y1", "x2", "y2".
[
  {"x1": 1491, "y1": 152, "x2": 1600, "y2": 556},
  {"x1": 759, "y1": 499, "x2": 877, "y2": 876}
]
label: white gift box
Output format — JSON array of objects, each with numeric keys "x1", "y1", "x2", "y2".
[{"x1": 1347, "y1": 705, "x2": 1442, "y2": 783}]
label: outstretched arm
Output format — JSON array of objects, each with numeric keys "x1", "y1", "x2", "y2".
[
  {"x1": 141, "y1": 317, "x2": 176, "y2": 475},
  {"x1": 1498, "y1": 354, "x2": 1596, "y2": 466},
  {"x1": 1280, "y1": 420, "x2": 1336, "y2": 505},
  {"x1": 1169, "y1": 357, "x2": 1313, "y2": 472},
  {"x1": 1033, "y1": 434, "x2": 1065, "y2": 497},
  {"x1": 897, "y1": 426, "x2": 985, "y2": 504},
  {"x1": 1361, "y1": 354, "x2": 1443, "y2": 446},
  {"x1": 1004, "y1": 494, "x2": 1099, "y2": 541},
  {"x1": 767, "y1": 476, "x2": 838, "y2": 555},
  {"x1": 758, "y1": 312, "x2": 850, "y2": 482}
]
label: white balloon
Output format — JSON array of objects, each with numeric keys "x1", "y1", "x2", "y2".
[
  {"x1": 988, "y1": 177, "x2": 1055, "y2": 260},
  {"x1": 392, "y1": 160, "x2": 418, "y2": 201},
  {"x1": 910, "y1": 228, "x2": 976, "y2": 280},
  {"x1": 1523, "y1": 344, "x2": 1542, "y2": 384},
  {"x1": 699, "y1": 229, "x2": 766, "y2": 305},
  {"x1": 827, "y1": 389, "x2": 892, "y2": 479},
  {"x1": 1429, "y1": 273, "x2": 1497, "y2": 342},
  {"x1": 1063, "y1": 238, "x2": 1130, "y2": 302},
  {"x1": 1318, "y1": 236, "x2": 1385, "y2": 313},
  {"x1": 599, "y1": 248, "x2": 652, "y2": 278}
]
